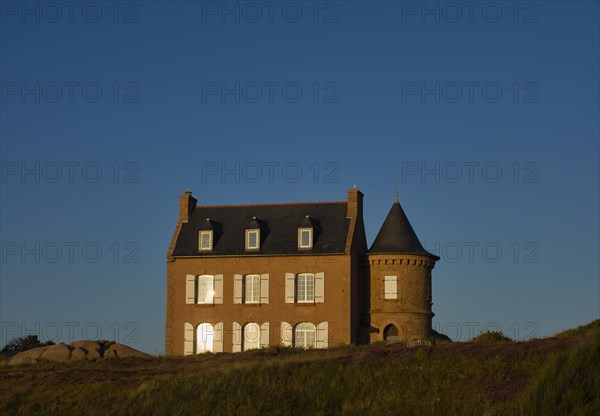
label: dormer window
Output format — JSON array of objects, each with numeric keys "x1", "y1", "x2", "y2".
[
  {"x1": 199, "y1": 218, "x2": 216, "y2": 252},
  {"x1": 298, "y1": 228, "x2": 313, "y2": 249},
  {"x1": 245, "y1": 216, "x2": 261, "y2": 250},
  {"x1": 246, "y1": 229, "x2": 260, "y2": 250},
  {"x1": 199, "y1": 231, "x2": 213, "y2": 251},
  {"x1": 298, "y1": 215, "x2": 314, "y2": 250}
]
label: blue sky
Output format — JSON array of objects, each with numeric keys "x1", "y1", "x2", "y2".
[{"x1": 1, "y1": 0, "x2": 598, "y2": 354}]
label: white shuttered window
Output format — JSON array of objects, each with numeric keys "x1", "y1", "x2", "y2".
[{"x1": 384, "y1": 276, "x2": 398, "y2": 299}]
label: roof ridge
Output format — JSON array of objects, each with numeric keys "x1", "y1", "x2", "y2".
[{"x1": 197, "y1": 201, "x2": 347, "y2": 208}]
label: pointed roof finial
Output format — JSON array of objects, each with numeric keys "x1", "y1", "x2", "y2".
[
  {"x1": 353, "y1": 184, "x2": 358, "y2": 190},
  {"x1": 394, "y1": 178, "x2": 399, "y2": 203}
]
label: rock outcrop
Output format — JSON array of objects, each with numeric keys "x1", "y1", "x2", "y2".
[{"x1": 7, "y1": 340, "x2": 151, "y2": 365}]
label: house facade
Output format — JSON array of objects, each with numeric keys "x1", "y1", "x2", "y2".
[{"x1": 165, "y1": 188, "x2": 439, "y2": 355}]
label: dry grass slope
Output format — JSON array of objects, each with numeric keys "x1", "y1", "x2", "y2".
[{"x1": 1, "y1": 320, "x2": 598, "y2": 416}]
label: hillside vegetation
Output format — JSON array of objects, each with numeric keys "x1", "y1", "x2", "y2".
[{"x1": 1, "y1": 321, "x2": 598, "y2": 416}]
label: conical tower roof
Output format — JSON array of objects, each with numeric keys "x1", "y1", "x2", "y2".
[{"x1": 369, "y1": 197, "x2": 438, "y2": 259}]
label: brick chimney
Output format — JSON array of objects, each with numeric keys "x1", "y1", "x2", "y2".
[
  {"x1": 179, "y1": 189, "x2": 197, "y2": 223},
  {"x1": 345, "y1": 186, "x2": 367, "y2": 254},
  {"x1": 346, "y1": 186, "x2": 364, "y2": 220}
]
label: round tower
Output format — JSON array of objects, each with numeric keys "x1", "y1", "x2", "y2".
[{"x1": 367, "y1": 195, "x2": 439, "y2": 343}]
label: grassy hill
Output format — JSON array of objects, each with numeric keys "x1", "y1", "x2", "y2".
[{"x1": 1, "y1": 320, "x2": 598, "y2": 416}]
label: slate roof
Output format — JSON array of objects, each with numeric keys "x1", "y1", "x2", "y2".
[
  {"x1": 368, "y1": 200, "x2": 439, "y2": 259},
  {"x1": 172, "y1": 202, "x2": 350, "y2": 256}
]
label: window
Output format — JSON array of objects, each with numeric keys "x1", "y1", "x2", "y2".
[
  {"x1": 246, "y1": 229, "x2": 260, "y2": 250},
  {"x1": 244, "y1": 275, "x2": 260, "y2": 303},
  {"x1": 197, "y1": 275, "x2": 214, "y2": 304},
  {"x1": 298, "y1": 228, "x2": 313, "y2": 249},
  {"x1": 186, "y1": 274, "x2": 223, "y2": 305},
  {"x1": 295, "y1": 322, "x2": 316, "y2": 349},
  {"x1": 285, "y1": 272, "x2": 324, "y2": 304},
  {"x1": 199, "y1": 231, "x2": 213, "y2": 251},
  {"x1": 234, "y1": 274, "x2": 269, "y2": 304},
  {"x1": 297, "y1": 273, "x2": 315, "y2": 303},
  {"x1": 384, "y1": 276, "x2": 398, "y2": 300},
  {"x1": 196, "y1": 323, "x2": 214, "y2": 353},
  {"x1": 243, "y1": 323, "x2": 260, "y2": 351}
]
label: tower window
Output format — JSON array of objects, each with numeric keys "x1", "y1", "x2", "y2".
[{"x1": 384, "y1": 276, "x2": 398, "y2": 299}]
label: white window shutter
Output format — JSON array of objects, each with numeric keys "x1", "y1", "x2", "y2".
[
  {"x1": 185, "y1": 275, "x2": 196, "y2": 304},
  {"x1": 214, "y1": 274, "x2": 224, "y2": 304},
  {"x1": 260, "y1": 274, "x2": 269, "y2": 304},
  {"x1": 233, "y1": 274, "x2": 243, "y2": 304},
  {"x1": 384, "y1": 276, "x2": 398, "y2": 299},
  {"x1": 315, "y1": 272, "x2": 325, "y2": 303},
  {"x1": 281, "y1": 322, "x2": 292, "y2": 346},
  {"x1": 213, "y1": 322, "x2": 223, "y2": 353},
  {"x1": 285, "y1": 273, "x2": 295, "y2": 303},
  {"x1": 184, "y1": 322, "x2": 194, "y2": 355},
  {"x1": 232, "y1": 322, "x2": 242, "y2": 353},
  {"x1": 316, "y1": 322, "x2": 328, "y2": 349},
  {"x1": 260, "y1": 322, "x2": 270, "y2": 348}
]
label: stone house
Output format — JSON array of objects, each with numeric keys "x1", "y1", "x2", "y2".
[{"x1": 165, "y1": 188, "x2": 439, "y2": 355}]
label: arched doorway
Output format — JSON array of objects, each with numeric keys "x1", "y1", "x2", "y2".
[{"x1": 384, "y1": 324, "x2": 399, "y2": 342}]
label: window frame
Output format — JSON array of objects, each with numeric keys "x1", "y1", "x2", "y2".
[
  {"x1": 294, "y1": 322, "x2": 316, "y2": 349},
  {"x1": 298, "y1": 228, "x2": 313, "y2": 249},
  {"x1": 199, "y1": 231, "x2": 213, "y2": 251},
  {"x1": 297, "y1": 273, "x2": 315, "y2": 303},
  {"x1": 245, "y1": 229, "x2": 260, "y2": 250},
  {"x1": 244, "y1": 274, "x2": 261, "y2": 304},
  {"x1": 197, "y1": 274, "x2": 215, "y2": 304}
]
